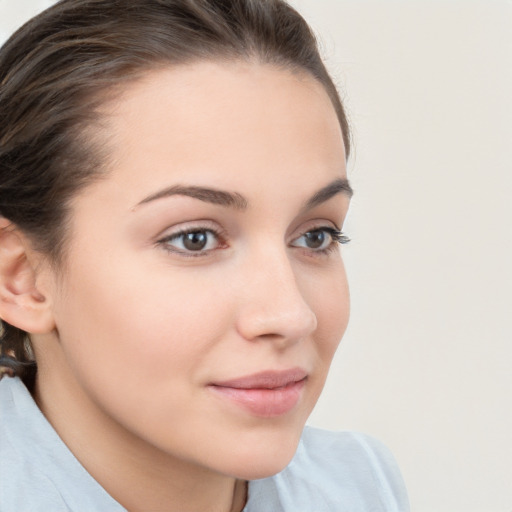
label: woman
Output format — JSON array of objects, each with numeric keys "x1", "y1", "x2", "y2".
[{"x1": 0, "y1": 1, "x2": 409, "y2": 510}]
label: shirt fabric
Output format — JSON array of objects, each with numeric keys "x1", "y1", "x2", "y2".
[{"x1": 0, "y1": 376, "x2": 409, "y2": 511}]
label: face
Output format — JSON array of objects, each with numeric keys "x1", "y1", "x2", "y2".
[{"x1": 39, "y1": 61, "x2": 351, "y2": 480}]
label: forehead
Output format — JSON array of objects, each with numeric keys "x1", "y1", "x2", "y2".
[{"x1": 94, "y1": 61, "x2": 346, "y2": 204}]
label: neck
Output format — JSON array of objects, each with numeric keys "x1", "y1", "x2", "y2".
[{"x1": 33, "y1": 343, "x2": 247, "y2": 512}]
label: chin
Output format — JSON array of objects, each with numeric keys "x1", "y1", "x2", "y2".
[{"x1": 219, "y1": 424, "x2": 305, "y2": 481}]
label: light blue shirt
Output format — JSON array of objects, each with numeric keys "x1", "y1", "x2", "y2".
[{"x1": 0, "y1": 376, "x2": 409, "y2": 511}]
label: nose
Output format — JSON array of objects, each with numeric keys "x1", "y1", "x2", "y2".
[{"x1": 235, "y1": 248, "x2": 318, "y2": 346}]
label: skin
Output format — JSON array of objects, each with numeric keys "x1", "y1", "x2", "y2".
[{"x1": 27, "y1": 61, "x2": 351, "y2": 512}]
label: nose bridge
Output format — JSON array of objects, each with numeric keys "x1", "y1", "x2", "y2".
[{"x1": 236, "y1": 243, "x2": 318, "y2": 343}]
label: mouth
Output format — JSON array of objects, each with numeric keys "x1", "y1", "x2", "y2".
[{"x1": 208, "y1": 368, "x2": 308, "y2": 418}]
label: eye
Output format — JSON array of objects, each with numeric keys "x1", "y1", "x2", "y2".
[
  {"x1": 291, "y1": 227, "x2": 349, "y2": 252},
  {"x1": 158, "y1": 228, "x2": 223, "y2": 254}
]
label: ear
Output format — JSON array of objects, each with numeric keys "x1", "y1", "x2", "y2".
[{"x1": 0, "y1": 218, "x2": 56, "y2": 334}]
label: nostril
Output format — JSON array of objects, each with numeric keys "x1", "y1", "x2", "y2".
[
  {"x1": 235, "y1": 295, "x2": 317, "y2": 344},
  {"x1": 234, "y1": 254, "x2": 318, "y2": 342}
]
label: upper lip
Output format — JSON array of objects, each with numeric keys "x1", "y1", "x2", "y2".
[{"x1": 211, "y1": 368, "x2": 308, "y2": 390}]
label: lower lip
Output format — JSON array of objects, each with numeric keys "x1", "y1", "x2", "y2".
[{"x1": 209, "y1": 379, "x2": 306, "y2": 418}]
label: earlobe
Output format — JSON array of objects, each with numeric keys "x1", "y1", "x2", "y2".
[{"x1": 0, "y1": 218, "x2": 55, "y2": 334}]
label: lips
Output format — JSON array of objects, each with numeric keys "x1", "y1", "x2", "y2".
[{"x1": 208, "y1": 368, "x2": 307, "y2": 418}]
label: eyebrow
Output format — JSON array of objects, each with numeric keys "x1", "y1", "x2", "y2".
[
  {"x1": 135, "y1": 177, "x2": 352, "y2": 211},
  {"x1": 303, "y1": 178, "x2": 353, "y2": 210},
  {"x1": 136, "y1": 185, "x2": 248, "y2": 210}
]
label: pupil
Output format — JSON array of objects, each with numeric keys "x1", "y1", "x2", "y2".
[
  {"x1": 305, "y1": 230, "x2": 325, "y2": 249},
  {"x1": 184, "y1": 231, "x2": 207, "y2": 251}
]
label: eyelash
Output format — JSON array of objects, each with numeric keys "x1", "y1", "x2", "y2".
[{"x1": 156, "y1": 225, "x2": 350, "y2": 258}]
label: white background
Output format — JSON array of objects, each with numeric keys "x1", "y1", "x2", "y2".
[{"x1": 1, "y1": 1, "x2": 511, "y2": 511}]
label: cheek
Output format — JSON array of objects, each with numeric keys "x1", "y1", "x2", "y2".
[
  {"x1": 52, "y1": 259, "x2": 232, "y2": 401},
  {"x1": 308, "y1": 262, "x2": 350, "y2": 362}
]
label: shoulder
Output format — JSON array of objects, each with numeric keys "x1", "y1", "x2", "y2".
[
  {"x1": 0, "y1": 376, "x2": 124, "y2": 512},
  {"x1": 0, "y1": 376, "x2": 63, "y2": 511},
  {"x1": 246, "y1": 426, "x2": 410, "y2": 512},
  {"x1": 299, "y1": 427, "x2": 409, "y2": 509}
]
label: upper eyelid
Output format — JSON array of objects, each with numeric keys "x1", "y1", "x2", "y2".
[
  {"x1": 153, "y1": 212, "x2": 346, "y2": 239},
  {"x1": 290, "y1": 227, "x2": 344, "y2": 243},
  {"x1": 160, "y1": 226, "x2": 219, "y2": 240},
  {"x1": 288, "y1": 220, "x2": 342, "y2": 240},
  {"x1": 156, "y1": 220, "x2": 342, "y2": 239},
  {"x1": 155, "y1": 220, "x2": 222, "y2": 240}
]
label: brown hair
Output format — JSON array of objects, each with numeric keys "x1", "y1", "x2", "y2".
[{"x1": 0, "y1": 0, "x2": 351, "y2": 385}]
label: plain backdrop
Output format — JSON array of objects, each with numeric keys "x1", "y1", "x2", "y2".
[{"x1": 1, "y1": 1, "x2": 511, "y2": 511}]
